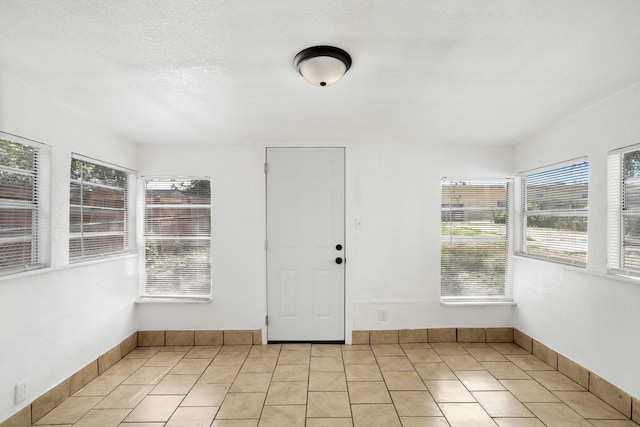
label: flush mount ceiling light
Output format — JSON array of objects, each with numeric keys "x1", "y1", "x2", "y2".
[{"x1": 294, "y1": 46, "x2": 352, "y2": 87}]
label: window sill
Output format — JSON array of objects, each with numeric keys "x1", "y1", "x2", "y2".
[
  {"x1": 441, "y1": 300, "x2": 516, "y2": 307},
  {"x1": 135, "y1": 297, "x2": 212, "y2": 304}
]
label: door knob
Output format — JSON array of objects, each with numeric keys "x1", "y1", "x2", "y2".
[{"x1": 335, "y1": 257, "x2": 343, "y2": 264}]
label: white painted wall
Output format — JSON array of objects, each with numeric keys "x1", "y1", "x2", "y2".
[
  {"x1": 0, "y1": 75, "x2": 138, "y2": 422},
  {"x1": 513, "y1": 83, "x2": 640, "y2": 398},
  {"x1": 135, "y1": 143, "x2": 263, "y2": 331},
  {"x1": 135, "y1": 141, "x2": 515, "y2": 339}
]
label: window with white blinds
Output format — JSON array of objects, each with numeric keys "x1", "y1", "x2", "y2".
[
  {"x1": 608, "y1": 145, "x2": 640, "y2": 276},
  {"x1": 520, "y1": 159, "x2": 589, "y2": 266},
  {"x1": 0, "y1": 134, "x2": 45, "y2": 275},
  {"x1": 441, "y1": 179, "x2": 512, "y2": 301},
  {"x1": 69, "y1": 156, "x2": 131, "y2": 261},
  {"x1": 141, "y1": 178, "x2": 211, "y2": 299}
]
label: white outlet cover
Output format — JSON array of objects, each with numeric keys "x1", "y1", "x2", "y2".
[{"x1": 15, "y1": 380, "x2": 28, "y2": 404}]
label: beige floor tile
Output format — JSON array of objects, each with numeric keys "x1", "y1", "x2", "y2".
[
  {"x1": 158, "y1": 346, "x2": 192, "y2": 353},
  {"x1": 399, "y1": 416, "x2": 450, "y2": 426},
  {"x1": 466, "y1": 347, "x2": 508, "y2": 362},
  {"x1": 212, "y1": 352, "x2": 249, "y2": 366},
  {"x1": 103, "y1": 358, "x2": 147, "y2": 376},
  {"x1": 438, "y1": 403, "x2": 497, "y2": 427},
  {"x1": 95, "y1": 385, "x2": 154, "y2": 409},
  {"x1": 165, "y1": 406, "x2": 218, "y2": 426},
  {"x1": 345, "y1": 364, "x2": 384, "y2": 382},
  {"x1": 481, "y1": 362, "x2": 530, "y2": 380},
  {"x1": 342, "y1": 344, "x2": 372, "y2": 351},
  {"x1": 525, "y1": 402, "x2": 593, "y2": 427},
  {"x1": 72, "y1": 408, "x2": 130, "y2": 427},
  {"x1": 219, "y1": 345, "x2": 252, "y2": 354},
  {"x1": 371, "y1": 344, "x2": 405, "y2": 357},
  {"x1": 554, "y1": 391, "x2": 627, "y2": 419},
  {"x1": 123, "y1": 395, "x2": 184, "y2": 423},
  {"x1": 116, "y1": 423, "x2": 165, "y2": 427},
  {"x1": 122, "y1": 366, "x2": 171, "y2": 385},
  {"x1": 472, "y1": 391, "x2": 534, "y2": 417},
  {"x1": 281, "y1": 343, "x2": 311, "y2": 351},
  {"x1": 306, "y1": 418, "x2": 354, "y2": 427},
  {"x1": 144, "y1": 352, "x2": 185, "y2": 367},
  {"x1": 342, "y1": 351, "x2": 377, "y2": 364},
  {"x1": 310, "y1": 357, "x2": 344, "y2": 372},
  {"x1": 351, "y1": 403, "x2": 401, "y2": 427},
  {"x1": 500, "y1": 380, "x2": 560, "y2": 403},
  {"x1": 423, "y1": 380, "x2": 476, "y2": 403},
  {"x1": 185, "y1": 345, "x2": 221, "y2": 359},
  {"x1": 404, "y1": 349, "x2": 442, "y2": 363},
  {"x1": 390, "y1": 390, "x2": 441, "y2": 416},
  {"x1": 455, "y1": 371, "x2": 506, "y2": 391},
  {"x1": 383, "y1": 371, "x2": 427, "y2": 390},
  {"x1": 348, "y1": 381, "x2": 392, "y2": 404},
  {"x1": 401, "y1": 343, "x2": 432, "y2": 349},
  {"x1": 150, "y1": 374, "x2": 198, "y2": 394},
  {"x1": 259, "y1": 405, "x2": 306, "y2": 427},
  {"x1": 199, "y1": 364, "x2": 241, "y2": 384},
  {"x1": 278, "y1": 351, "x2": 311, "y2": 365},
  {"x1": 309, "y1": 371, "x2": 347, "y2": 391},
  {"x1": 265, "y1": 381, "x2": 308, "y2": 405},
  {"x1": 312, "y1": 344, "x2": 343, "y2": 357},
  {"x1": 216, "y1": 392, "x2": 266, "y2": 419},
  {"x1": 181, "y1": 383, "x2": 229, "y2": 406},
  {"x1": 526, "y1": 370, "x2": 584, "y2": 391},
  {"x1": 230, "y1": 373, "x2": 273, "y2": 392},
  {"x1": 431, "y1": 343, "x2": 468, "y2": 356},
  {"x1": 240, "y1": 357, "x2": 277, "y2": 374},
  {"x1": 376, "y1": 356, "x2": 415, "y2": 371},
  {"x1": 587, "y1": 421, "x2": 640, "y2": 427},
  {"x1": 35, "y1": 396, "x2": 102, "y2": 425},
  {"x1": 272, "y1": 364, "x2": 310, "y2": 382},
  {"x1": 248, "y1": 344, "x2": 281, "y2": 358},
  {"x1": 489, "y1": 343, "x2": 531, "y2": 355},
  {"x1": 169, "y1": 358, "x2": 211, "y2": 375},
  {"x1": 414, "y1": 362, "x2": 457, "y2": 380},
  {"x1": 211, "y1": 420, "x2": 258, "y2": 427},
  {"x1": 505, "y1": 355, "x2": 554, "y2": 371},
  {"x1": 74, "y1": 374, "x2": 128, "y2": 396},
  {"x1": 441, "y1": 355, "x2": 484, "y2": 371},
  {"x1": 494, "y1": 418, "x2": 546, "y2": 427},
  {"x1": 307, "y1": 392, "x2": 351, "y2": 417},
  {"x1": 124, "y1": 346, "x2": 161, "y2": 359}
]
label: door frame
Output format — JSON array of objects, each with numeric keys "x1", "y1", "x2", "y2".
[{"x1": 258, "y1": 145, "x2": 353, "y2": 344}]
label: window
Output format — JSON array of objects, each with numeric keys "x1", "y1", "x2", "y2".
[
  {"x1": 69, "y1": 156, "x2": 131, "y2": 260},
  {"x1": 0, "y1": 133, "x2": 45, "y2": 274},
  {"x1": 141, "y1": 178, "x2": 211, "y2": 299},
  {"x1": 520, "y1": 159, "x2": 589, "y2": 266},
  {"x1": 608, "y1": 146, "x2": 640, "y2": 275},
  {"x1": 441, "y1": 178, "x2": 512, "y2": 301}
]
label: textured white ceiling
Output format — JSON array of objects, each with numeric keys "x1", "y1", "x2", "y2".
[{"x1": 2, "y1": 0, "x2": 640, "y2": 146}]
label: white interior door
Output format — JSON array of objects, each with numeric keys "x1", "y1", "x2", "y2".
[{"x1": 266, "y1": 147, "x2": 345, "y2": 342}]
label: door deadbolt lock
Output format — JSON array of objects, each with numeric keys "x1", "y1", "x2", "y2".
[{"x1": 336, "y1": 244, "x2": 343, "y2": 251}]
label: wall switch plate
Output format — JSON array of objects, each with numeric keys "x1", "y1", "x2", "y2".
[{"x1": 15, "y1": 380, "x2": 28, "y2": 404}]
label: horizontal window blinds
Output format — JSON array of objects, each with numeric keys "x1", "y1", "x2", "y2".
[
  {"x1": 521, "y1": 160, "x2": 589, "y2": 266},
  {"x1": 142, "y1": 178, "x2": 211, "y2": 299},
  {"x1": 608, "y1": 147, "x2": 640, "y2": 275},
  {"x1": 69, "y1": 156, "x2": 130, "y2": 260},
  {"x1": 0, "y1": 136, "x2": 41, "y2": 274},
  {"x1": 441, "y1": 179, "x2": 512, "y2": 301}
]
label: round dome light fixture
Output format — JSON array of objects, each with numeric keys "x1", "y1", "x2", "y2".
[{"x1": 294, "y1": 46, "x2": 352, "y2": 87}]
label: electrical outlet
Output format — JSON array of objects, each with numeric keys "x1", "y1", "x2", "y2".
[
  {"x1": 378, "y1": 309, "x2": 387, "y2": 321},
  {"x1": 15, "y1": 380, "x2": 28, "y2": 404}
]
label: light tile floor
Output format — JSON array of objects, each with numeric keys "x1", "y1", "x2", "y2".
[{"x1": 33, "y1": 342, "x2": 639, "y2": 427}]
